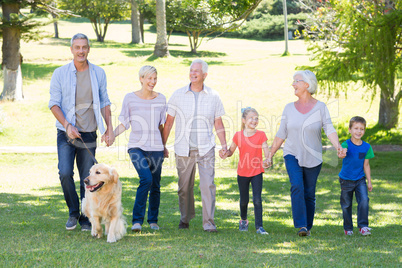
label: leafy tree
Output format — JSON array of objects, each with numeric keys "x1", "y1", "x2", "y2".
[
  {"x1": 59, "y1": 0, "x2": 129, "y2": 42},
  {"x1": 298, "y1": 0, "x2": 402, "y2": 129},
  {"x1": 154, "y1": 0, "x2": 169, "y2": 57},
  {"x1": 164, "y1": 0, "x2": 263, "y2": 53},
  {"x1": 0, "y1": 0, "x2": 68, "y2": 101}
]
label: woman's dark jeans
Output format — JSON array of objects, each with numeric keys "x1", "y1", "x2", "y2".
[
  {"x1": 284, "y1": 154, "x2": 322, "y2": 230},
  {"x1": 129, "y1": 148, "x2": 164, "y2": 225}
]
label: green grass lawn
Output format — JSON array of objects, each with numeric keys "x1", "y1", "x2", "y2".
[
  {"x1": 0, "y1": 151, "x2": 400, "y2": 267},
  {"x1": 0, "y1": 20, "x2": 401, "y2": 267}
]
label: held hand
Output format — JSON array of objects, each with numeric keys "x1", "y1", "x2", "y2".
[
  {"x1": 338, "y1": 147, "x2": 347, "y2": 158},
  {"x1": 262, "y1": 158, "x2": 269, "y2": 169},
  {"x1": 164, "y1": 147, "x2": 169, "y2": 158},
  {"x1": 107, "y1": 128, "x2": 115, "y2": 147},
  {"x1": 101, "y1": 128, "x2": 115, "y2": 147},
  {"x1": 219, "y1": 149, "x2": 227, "y2": 159},
  {"x1": 101, "y1": 134, "x2": 108, "y2": 146},
  {"x1": 265, "y1": 157, "x2": 273, "y2": 168}
]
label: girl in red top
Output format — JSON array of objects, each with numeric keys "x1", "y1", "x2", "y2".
[{"x1": 220, "y1": 107, "x2": 270, "y2": 234}]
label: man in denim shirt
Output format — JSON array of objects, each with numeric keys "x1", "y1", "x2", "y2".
[{"x1": 49, "y1": 33, "x2": 114, "y2": 231}]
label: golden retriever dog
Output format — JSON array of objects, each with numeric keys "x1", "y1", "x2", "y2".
[{"x1": 82, "y1": 163, "x2": 126, "y2": 243}]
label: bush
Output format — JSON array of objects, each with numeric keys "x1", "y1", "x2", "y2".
[
  {"x1": 227, "y1": 13, "x2": 307, "y2": 39},
  {"x1": 250, "y1": 0, "x2": 302, "y2": 18},
  {"x1": 270, "y1": 0, "x2": 302, "y2": 15}
]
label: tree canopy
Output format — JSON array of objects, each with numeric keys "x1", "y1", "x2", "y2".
[
  {"x1": 163, "y1": 0, "x2": 262, "y2": 53},
  {"x1": 297, "y1": 0, "x2": 402, "y2": 129},
  {"x1": 59, "y1": 0, "x2": 129, "y2": 42}
]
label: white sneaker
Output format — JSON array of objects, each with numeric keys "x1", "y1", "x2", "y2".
[
  {"x1": 359, "y1": 227, "x2": 372, "y2": 236},
  {"x1": 344, "y1": 230, "x2": 353, "y2": 236},
  {"x1": 131, "y1": 223, "x2": 142, "y2": 232},
  {"x1": 256, "y1": 227, "x2": 268, "y2": 235}
]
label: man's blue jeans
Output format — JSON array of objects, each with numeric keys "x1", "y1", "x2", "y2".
[
  {"x1": 128, "y1": 148, "x2": 164, "y2": 225},
  {"x1": 284, "y1": 154, "x2": 322, "y2": 230},
  {"x1": 339, "y1": 177, "x2": 369, "y2": 231},
  {"x1": 57, "y1": 129, "x2": 96, "y2": 226}
]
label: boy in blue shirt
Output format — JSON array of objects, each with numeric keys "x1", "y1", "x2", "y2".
[{"x1": 339, "y1": 116, "x2": 374, "y2": 236}]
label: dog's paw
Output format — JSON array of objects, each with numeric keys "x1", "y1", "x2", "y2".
[
  {"x1": 107, "y1": 237, "x2": 117, "y2": 243},
  {"x1": 107, "y1": 234, "x2": 117, "y2": 243}
]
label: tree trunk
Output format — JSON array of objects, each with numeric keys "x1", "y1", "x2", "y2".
[
  {"x1": 1, "y1": 2, "x2": 24, "y2": 101},
  {"x1": 282, "y1": 0, "x2": 289, "y2": 55},
  {"x1": 51, "y1": 2, "x2": 59, "y2": 39},
  {"x1": 378, "y1": 90, "x2": 399, "y2": 129},
  {"x1": 53, "y1": 16, "x2": 59, "y2": 38},
  {"x1": 154, "y1": 0, "x2": 169, "y2": 57},
  {"x1": 139, "y1": 12, "x2": 145, "y2": 43},
  {"x1": 131, "y1": 0, "x2": 142, "y2": 44}
]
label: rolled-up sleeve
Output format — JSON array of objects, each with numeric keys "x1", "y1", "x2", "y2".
[
  {"x1": 97, "y1": 69, "x2": 111, "y2": 109},
  {"x1": 49, "y1": 69, "x2": 62, "y2": 110}
]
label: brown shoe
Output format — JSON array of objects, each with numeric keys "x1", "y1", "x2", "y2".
[
  {"x1": 205, "y1": 228, "x2": 218, "y2": 233},
  {"x1": 178, "y1": 220, "x2": 189, "y2": 229}
]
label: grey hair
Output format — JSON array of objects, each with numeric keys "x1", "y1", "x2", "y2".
[
  {"x1": 139, "y1": 65, "x2": 157, "y2": 79},
  {"x1": 71, "y1": 33, "x2": 90, "y2": 46},
  {"x1": 190, "y1": 59, "x2": 208, "y2": 74},
  {"x1": 293, "y1": 70, "x2": 318, "y2": 95}
]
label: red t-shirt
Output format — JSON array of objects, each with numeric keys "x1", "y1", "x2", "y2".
[{"x1": 233, "y1": 130, "x2": 268, "y2": 177}]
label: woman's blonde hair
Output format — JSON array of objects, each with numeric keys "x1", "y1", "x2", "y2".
[
  {"x1": 139, "y1": 65, "x2": 157, "y2": 81},
  {"x1": 241, "y1": 107, "x2": 259, "y2": 130}
]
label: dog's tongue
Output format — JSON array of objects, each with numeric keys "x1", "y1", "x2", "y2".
[{"x1": 86, "y1": 185, "x2": 96, "y2": 190}]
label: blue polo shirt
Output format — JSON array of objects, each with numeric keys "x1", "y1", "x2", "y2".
[{"x1": 339, "y1": 139, "x2": 374, "y2": 181}]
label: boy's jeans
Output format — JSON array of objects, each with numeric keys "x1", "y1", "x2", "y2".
[{"x1": 339, "y1": 177, "x2": 369, "y2": 231}]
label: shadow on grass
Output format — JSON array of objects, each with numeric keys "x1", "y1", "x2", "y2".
[
  {"x1": 0, "y1": 152, "x2": 400, "y2": 266},
  {"x1": 22, "y1": 63, "x2": 61, "y2": 80}
]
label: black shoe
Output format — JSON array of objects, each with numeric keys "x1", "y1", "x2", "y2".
[
  {"x1": 178, "y1": 220, "x2": 189, "y2": 229},
  {"x1": 81, "y1": 224, "x2": 91, "y2": 231},
  {"x1": 66, "y1": 217, "x2": 78, "y2": 230}
]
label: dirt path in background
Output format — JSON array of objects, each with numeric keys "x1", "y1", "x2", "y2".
[{"x1": 371, "y1": 145, "x2": 402, "y2": 152}]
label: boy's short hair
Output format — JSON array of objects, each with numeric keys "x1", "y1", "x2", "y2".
[{"x1": 349, "y1": 116, "x2": 367, "y2": 129}]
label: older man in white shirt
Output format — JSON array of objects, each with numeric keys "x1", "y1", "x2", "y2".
[{"x1": 163, "y1": 59, "x2": 227, "y2": 232}]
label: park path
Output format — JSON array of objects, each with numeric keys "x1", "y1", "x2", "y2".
[{"x1": 0, "y1": 145, "x2": 401, "y2": 153}]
